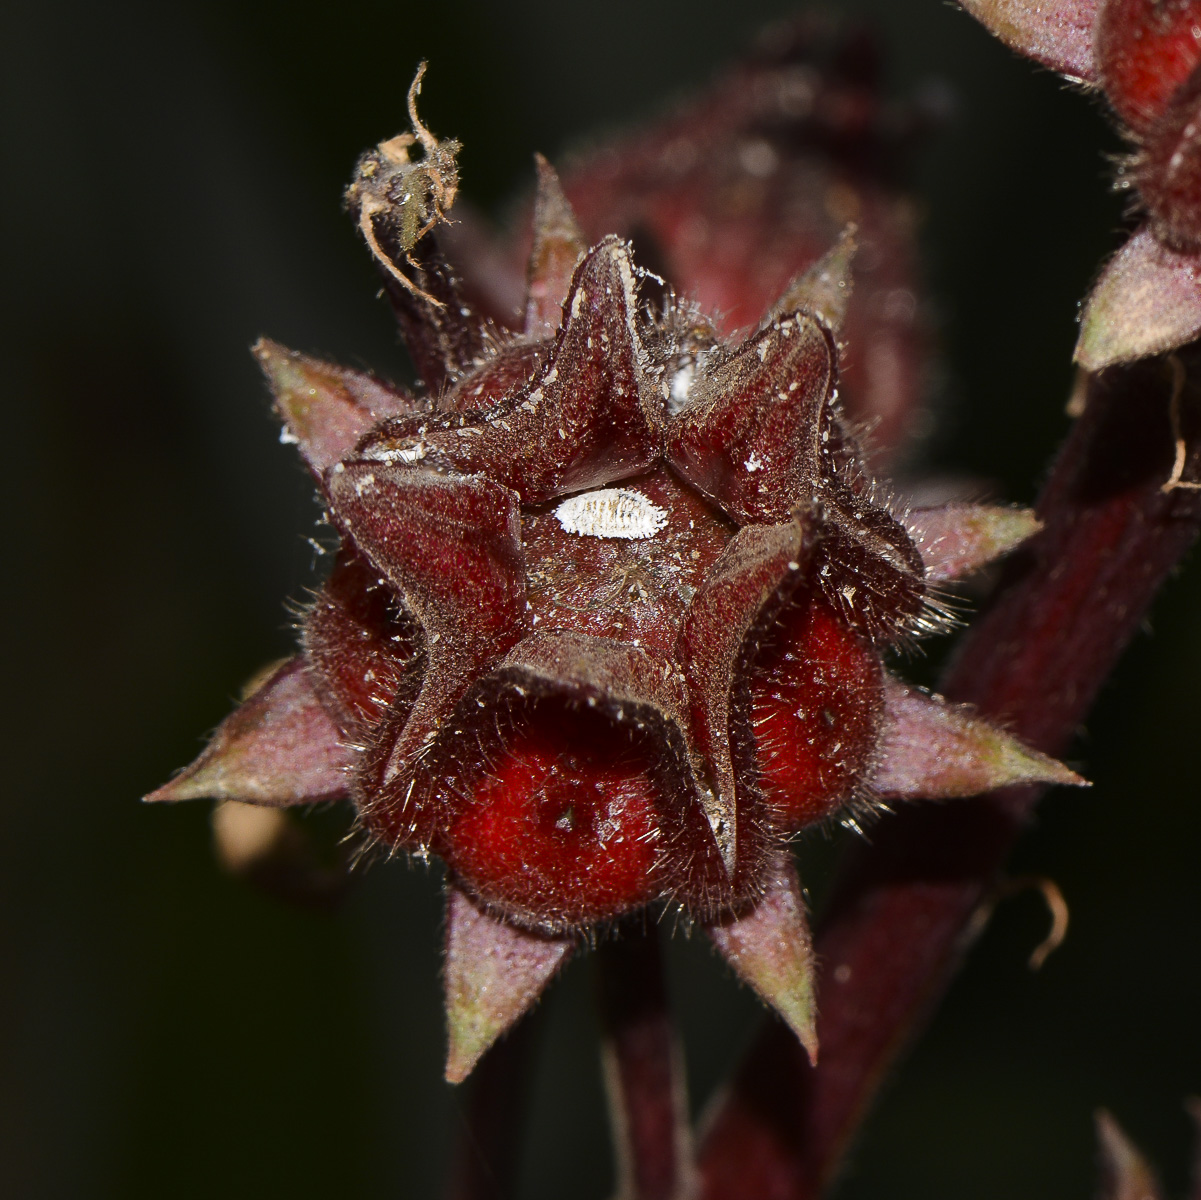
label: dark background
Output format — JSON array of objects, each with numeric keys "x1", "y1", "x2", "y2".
[{"x1": 2, "y1": 1, "x2": 1199, "y2": 1197}]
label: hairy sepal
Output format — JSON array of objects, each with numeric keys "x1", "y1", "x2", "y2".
[
  {"x1": 707, "y1": 851, "x2": 818, "y2": 1063},
  {"x1": 872, "y1": 679, "x2": 1085, "y2": 799},
  {"x1": 904, "y1": 504, "x2": 1041, "y2": 582},
  {"x1": 254, "y1": 339, "x2": 415, "y2": 476},
  {"x1": 1075, "y1": 225, "x2": 1201, "y2": 369},
  {"x1": 958, "y1": 0, "x2": 1100, "y2": 80},
  {"x1": 524, "y1": 156, "x2": 587, "y2": 339},
  {"x1": 145, "y1": 658, "x2": 351, "y2": 806},
  {"x1": 444, "y1": 883, "x2": 571, "y2": 1084}
]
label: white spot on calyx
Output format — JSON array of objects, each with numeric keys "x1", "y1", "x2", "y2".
[
  {"x1": 555, "y1": 487, "x2": 667, "y2": 540},
  {"x1": 668, "y1": 360, "x2": 695, "y2": 413}
]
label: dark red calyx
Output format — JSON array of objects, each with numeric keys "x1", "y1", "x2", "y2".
[
  {"x1": 355, "y1": 238, "x2": 664, "y2": 505},
  {"x1": 326, "y1": 463, "x2": 527, "y2": 661},
  {"x1": 665, "y1": 314, "x2": 836, "y2": 525},
  {"x1": 739, "y1": 589, "x2": 883, "y2": 833},
  {"x1": 521, "y1": 467, "x2": 735, "y2": 660},
  {"x1": 680, "y1": 517, "x2": 816, "y2": 891},
  {"x1": 412, "y1": 634, "x2": 725, "y2": 932},
  {"x1": 436, "y1": 340, "x2": 547, "y2": 415},
  {"x1": 1097, "y1": 0, "x2": 1201, "y2": 133},
  {"x1": 1135, "y1": 71, "x2": 1201, "y2": 247},
  {"x1": 815, "y1": 479, "x2": 929, "y2": 641},
  {"x1": 302, "y1": 550, "x2": 425, "y2": 736}
]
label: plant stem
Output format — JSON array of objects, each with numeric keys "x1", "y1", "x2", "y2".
[
  {"x1": 697, "y1": 353, "x2": 1201, "y2": 1198},
  {"x1": 597, "y1": 924, "x2": 696, "y2": 1200}
]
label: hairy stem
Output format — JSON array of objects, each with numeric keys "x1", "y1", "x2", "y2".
[
  {"x1": 698, "y1": 352, "x2": 1201, "y2": 1198},
  {"x1": 597, "y1": 925, "x2": 696, "y2": 1200}
]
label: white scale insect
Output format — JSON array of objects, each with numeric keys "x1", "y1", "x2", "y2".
[{"x1": 554, "y1": 487, "x2": 668, "y2": 540}]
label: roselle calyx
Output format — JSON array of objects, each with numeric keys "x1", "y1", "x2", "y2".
[{"x1": 147, "y1": 68, "x2": 1083, "y2": 1082}]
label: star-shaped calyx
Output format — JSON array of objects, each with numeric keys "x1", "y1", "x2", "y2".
[{"x1": 147, "y1": 79, "x2": 1082, "y2": 1084}]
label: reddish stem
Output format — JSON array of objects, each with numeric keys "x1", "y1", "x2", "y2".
[
  {"x1": 698, "y1": 353, "x2": 1201, "y2": 1199},
  {"x1": 596, "y1": 925, "x2": 696, "y2": 1200}
]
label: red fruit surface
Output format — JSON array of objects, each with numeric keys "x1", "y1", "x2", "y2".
[
  {"x1": 744, "y1": 593, "x2": 883, "y2": 832},
  {"x1": 303, "y1": 550, "x2": 424, "y2": 735},
  {"x1": 441, "y1": 702, "x2": 665, "y2": 929},
  {"x1": 1097, "y1": 0, "x2": 1201, "y2": 132}
]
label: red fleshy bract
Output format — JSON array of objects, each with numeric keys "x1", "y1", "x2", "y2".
[
  {"x1": 744, "y1": 594, "x2": 882, "y2": 831},
  {"x1": 1097, "y1": 0, "x2": 1201, "y2": 133},
  {"x1": 441, "y1": 702, "x2": 665, "y2": 929},
  {"x1": 303, "y1": 550, "x2": 425, "y2": 735},
  {"x1": 1135, "y1": 72, "x2": 1201, "y2": 247}
]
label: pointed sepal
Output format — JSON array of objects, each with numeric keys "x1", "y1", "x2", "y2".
[
  {"x1": 145, "y1": 658, "x2": 352, "y2": 806},
  {"x1": 957, "y1": 0, "x2": 1100, "y2": 81},
  {"x1": 254, "y1": 339, "x2": 415, "y2": 476},
  {"x1": 769, "y1": 224, "x2": 857, "y2": 334},
  {"x1": 1076, "y1": 226, "x2": 1201, "y2": 371},
  {"x1": 871, "y1": 678, "x2": 1086, "y2": 799},
  {"x1": 904, "y1": 504, "x2": 1041, "y2": 582},
  {"x1": 444, "y1": 884, "x2": 571, "y2": 1084},
  {"x1": 707, "y1": 851, "x2": 818, "y2": 1064},
  {"x1": 1095, "y1": 1110, "x2": 1163, "y2": 1200},
  {"x1": 524, "y1": 155, "x2": 587, "y2": 339}
]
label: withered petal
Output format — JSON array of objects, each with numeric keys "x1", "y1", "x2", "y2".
[
  {"x1": 871, "y1": 677, "x2": 1086, "y2": 799},
  {"x1": 145, "y1": 657, "x2": 352, "y2": 806},
  {"x1": 444, "y1": 883, "x2": 571, "y2": 1084},
  {"x1": 707, "y1": 851, "x2": 817, "y2": 1064}
]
